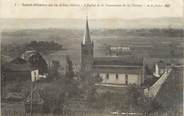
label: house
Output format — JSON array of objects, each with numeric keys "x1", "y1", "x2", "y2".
[
  {"x1": 21, "y1": 50, "x2": 48, "y2": 76},
  {"x1": 2, "y1": 51, "x2": 48, "y2": 82},
  {"x1": 2, "y1": 57, "x2": 32, "y2": 82},
  {"x1": 80, "y1": 18, "x2": 144, "y2": 87},
  {"x1": 108, "y1": 46, "x2": 132, "y2": 56}
]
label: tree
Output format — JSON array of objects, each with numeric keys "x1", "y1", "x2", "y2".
[
  {"x1": 169, "y1": 42, "x2": 178, "y2": 57},
  {"x1": 40, "y1": 84, "x2": 65, "y2": 113},
  {"x1": 65, "y1": 55, "x2": 74, "y2": 80},
  {"x1": 40, "y1": 77, "x2": 80, "y2": 114}
]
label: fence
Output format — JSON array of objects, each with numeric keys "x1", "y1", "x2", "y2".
[{"x1": 144, "y1": 68, "x2": 172, "y2": 98}]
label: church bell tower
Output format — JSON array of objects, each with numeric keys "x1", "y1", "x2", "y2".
[{"x1": 81, "y1": 17, "x2": 94, "y2": 75}]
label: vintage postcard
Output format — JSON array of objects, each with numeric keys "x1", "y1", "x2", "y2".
[{"x1": 0, "y1": 0, "x2": 184, "y2": 115}]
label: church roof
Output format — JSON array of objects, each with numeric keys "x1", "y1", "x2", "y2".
[
  {"x1": 93, "y1": 56, "x2": 143, "y2": 66},
  {"x1": 82, "y1": 17, "x2": 92, "y2": 45}
]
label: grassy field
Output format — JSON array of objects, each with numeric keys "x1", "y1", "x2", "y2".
[
  {"x1": 1, "y1": 28, "x2": 184, "y2": 66},
  {"x1": 1, "y1": 28, "x2": 184, "y2": 116}
]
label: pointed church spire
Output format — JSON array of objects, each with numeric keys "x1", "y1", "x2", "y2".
[{"x1": 82, "y1": 16, "x2": 92, "y2": 44}]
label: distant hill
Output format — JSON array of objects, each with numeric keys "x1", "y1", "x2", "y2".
[
  {"x1": 1, "y1": 28, "x2": 183, "y2": 46},
  {"x1": 1, "y1": 28, "x2": 184, "y2": 63},
  {"x1": 1, "y1": 17, "x2": 184, "y2": 30}
]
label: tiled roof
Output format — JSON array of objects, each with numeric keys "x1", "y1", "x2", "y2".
[
  {"x1": 21, "y1": 50, "x2": 37, "y2": 61},
  {"x1": 93, "y1": 56, "x2": 143, "y2": 66},
  {"x1": 3, "y1": 57, "x2": 31, "y2": 71},
  {"x1": 3, "y1": 51, "x2": 48, "y2": 73}
]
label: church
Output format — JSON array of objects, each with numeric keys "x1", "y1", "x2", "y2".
[{"x1": 81, "y1": 19, "x2": 144, "y2": 87}]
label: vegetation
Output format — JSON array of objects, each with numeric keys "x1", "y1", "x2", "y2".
[
  {"x1": 27, "y1": 41, "x2": 63, "y2": 54},
  {"x1": 40, "y1": 78, "x2": 79, "y2": 114},
  {"x1": 2, "y1": 59, "x2": 183, "y2": 115},
  {"x1": 1, "y1": 40, "x2": 63, "y2": 58},
  {"x1": 1, "y1": 28, "x2": 183, "y2": 115},
  {"x1": 38, "y1": 56, "x2": 80, "y2": 114},
  {"x1": 85, "y1": 84, "x2": 162, "y2": 114}
]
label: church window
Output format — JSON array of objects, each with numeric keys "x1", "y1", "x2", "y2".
[
  {"x1": 125, "y1": 74, "x2": 128, "y2": 85},
  {"x1": 34, "y1": 72, "x2": 37, "y2": 76},
  {"x1": 116, "y1": 74, "x2": 118, "y2": 80},
  {"x1": 106, "y1": 73, "x2": 109, "y2": 80}
]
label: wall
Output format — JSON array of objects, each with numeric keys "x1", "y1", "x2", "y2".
[
  {"x1": 144, "y1": 68, "x2": 172, "y2": 98},
  {"x1": 99, "y1": 73, "x2": 139, "y2": 85},
  {"x1": 4, "y1": 71, "x2": 31, "y2": 82}
]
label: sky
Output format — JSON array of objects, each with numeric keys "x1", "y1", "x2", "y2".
[
  {"x1": 0, "y1": 0, "x2": 183, "y2": 30},
  {"x1": 1, "y1": 0, "x2": 183, "y2": 19},
  {"x1": 0, "y1": 17, "x2": 184, "y2": 30}
]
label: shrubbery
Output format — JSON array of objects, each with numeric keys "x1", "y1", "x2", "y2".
[{"x1": 2, "y1": 40, "x2": 63, "y2": 57}]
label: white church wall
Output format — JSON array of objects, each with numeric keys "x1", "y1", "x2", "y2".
[
  {"x1": 100, "y1": 73, "x2": 107, "y2": 83},
  {"x1": 128, "y1": 74, "x2": 138, "y2": 84},
  {"x1": 108, "y1": 73, "x2": 116, "y2": 83},
  {"x1": 118, "y1": 74, "x2": 126, "y2": 84},
  {"x1": 99, "y1": 72, "x2": 139, "y2": 85}
]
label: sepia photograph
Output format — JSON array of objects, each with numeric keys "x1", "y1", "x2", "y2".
[{"x1": 1, "y1": 18, "x2": 184, "y2": 116}]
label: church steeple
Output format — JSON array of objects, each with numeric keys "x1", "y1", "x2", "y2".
[
  {"x1": 82, "y1": 16, "x2": 92, "y2": 45},
  {"x1": 81, "y1": 16, "x2": 94, "y2": 75}
]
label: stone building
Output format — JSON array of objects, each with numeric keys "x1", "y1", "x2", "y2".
[
  {"x1": 80, "y1": 19, "x2": 144, "y2": 87},
  {"x1": 21, "y1": 50, "x2": 48, "y2": 76},
  {"x1": 2, "y1": 51, "x2": 48, "y2": 82}
]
